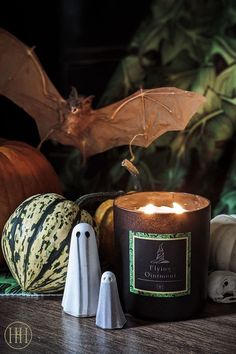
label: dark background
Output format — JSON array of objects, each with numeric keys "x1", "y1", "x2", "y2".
[
  {"x1": 0, "y1": 0, "x2": 151, "y2": 145},
  {"x1": 2, "y1": 1, "x2": 234, "y2": 213}
]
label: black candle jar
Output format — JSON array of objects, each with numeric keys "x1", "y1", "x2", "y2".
[{"x1": 114, "y1": 192, "x2": 211, "y2": 321}]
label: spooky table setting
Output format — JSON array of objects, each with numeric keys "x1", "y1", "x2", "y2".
[{"x1": 0, "y1": 28, "x2": 236, "y2": 354}]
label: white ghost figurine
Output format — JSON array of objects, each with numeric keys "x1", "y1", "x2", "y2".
[
  {"x1": 62, "y1": 223, "x2": 101, "y2": 317},
  {"x1": 96, "y1": 271, "x2": 126, "y2": 329},
  {"x1": 208, "y1": 270, "x2": 236, "y2": 303}
]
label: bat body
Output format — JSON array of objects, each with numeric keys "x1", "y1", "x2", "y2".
[{"x1": 0, "y1": 28, "x2": 205, "y2": 157}]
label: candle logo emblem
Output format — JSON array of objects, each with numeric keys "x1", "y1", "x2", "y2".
[{"x1": 151, "y1": 243, "x2": 170, "y2": 264}]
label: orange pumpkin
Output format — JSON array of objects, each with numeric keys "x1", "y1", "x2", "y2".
[
  {"x1": 0, "y1": 140, "x2": 62, "y2": 264},
  {"x1": 94, "y1": 191, "x2": 135, "y2": 267},
  {"x1": 94, "y1": 199, "x2": 115, "y2": 267}
]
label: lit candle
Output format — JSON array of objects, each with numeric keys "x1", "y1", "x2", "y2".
[
  {"x1": 114, "y1": 191, "x2": 211, "y2": 322},
  {"x1": 138, "y1": 202, "x2": 187, "y2": 214}
]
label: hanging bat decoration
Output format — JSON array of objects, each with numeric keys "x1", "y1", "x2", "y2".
[{"x1": 0, "y1": 28, "x2": 205, "y2": 158}]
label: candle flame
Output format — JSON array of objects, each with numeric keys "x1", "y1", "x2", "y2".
[
  {"x1": 139, "y1": 202, "x2": 186, "y2": 214},
  {"x1": 172, "y1": 202, "x2": 186, "y2": 214},
  {"x1": 140, "y1": 203, "x2": 158, "y2": 214}
]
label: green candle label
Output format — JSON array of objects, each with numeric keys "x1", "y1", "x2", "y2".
[{"x1": 129, "y1": 231, "x2": 191, "y2": 297}]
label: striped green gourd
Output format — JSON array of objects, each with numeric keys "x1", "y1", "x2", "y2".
[{"x1": 1, "y1": 193, "x2": 94, "y2": 293}]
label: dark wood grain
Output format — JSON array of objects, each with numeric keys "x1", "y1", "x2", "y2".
[{"x1": 0, "y1": 298, "x2": 235, "y2": 354}]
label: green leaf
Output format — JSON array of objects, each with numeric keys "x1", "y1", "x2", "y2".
[
  {"x1": 193, "y1": 113, "x2": 234, "y2": 163},
  {"x1": 168, "y1": 70, "x2": 198, "y2": 90},
  {"x1": 191, "y1": 66, "x2": 216, "y2": 94},
  {"x1": 169, "y1": 132, "x2": 187, "y2": 159},
  {"x1": 214, "y1": 191, "x2": 236, "y2": 215},
  {"x1": 193, "y1": 88, "x2": 221, "y2": 118},
  {"x1": 162, "y1": 26, "x2": 207, "y2": 65},
  {"x1": 166, "y1": 50, "x2": 199, "y2": 73},
  {"x1": 139, "y1": 27, "x2": 168, "y2": 67},
  {"x1": 205, "y1": 36, "x2": 236, "y2": 65},
  {"x1": 214, "y1": 145, "x2": 236, "y2": 215},
  {"x1": 214, "y1": 63, "x2": 236, "y2": 96},
  {"x1": 221, "y1": 96, "x2": 236, "y2": 123},
  {"x1": 217, "y1": 4, "x2": 236, "y2": 36},
  {"x1": 151, "y1": 0, "x2": 184, "y2": 23}
]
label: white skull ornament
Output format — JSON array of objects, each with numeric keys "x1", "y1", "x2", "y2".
[{"x1": 208, "y1": 270, "x2": 236, "y2": 303}]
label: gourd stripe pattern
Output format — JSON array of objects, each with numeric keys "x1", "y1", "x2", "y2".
[
  {"x1": 30, "y1": 208, "x2": 83, "y2": 290},
  {"x1": 2, "y1": 195, "x2": 42, "y2": 283},
  {"x1": 2, "y1": 193, "x2": 95, "y2": 292},
  {"x1": 4, "y1": 194, "x2": 39, "y2": 243},
  {"x1": 22, "y1": 198, "x2": 67, "y2": 289},
  {"x1": 3, "y1": 195, "x2": 66, "y2": 287},
  {"x1": 31, "y1": 274, "x2": 66, "y2": 293},
  {"x1": 28, "y1": 235, "x2": 70, "y2": 290}
]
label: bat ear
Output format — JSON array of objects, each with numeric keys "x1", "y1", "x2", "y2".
[
  {"x1": 69, "y1": 86, "x2": 79, "y2": 99},
  {"x1": 68, "y1": 89, "x2": 94, "y2": 112},
  {"x1": 82, "y1": 95, "x2": 95, "y2": 110}
]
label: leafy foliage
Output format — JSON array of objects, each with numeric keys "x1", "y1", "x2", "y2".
[
  {"x1": 62, "y1": 0, "x2": 236, "y2": 212},
  {"x1": 0, "y1": 272, "x2": 63, "y2": 296}
]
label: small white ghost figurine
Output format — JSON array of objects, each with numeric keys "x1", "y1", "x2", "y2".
[
  {"x1": 96, "y1": 271, "x2": 126, "y2": 329},
  {"x1": 62, "y1": 223, "x2": 101, "y2": 317}
]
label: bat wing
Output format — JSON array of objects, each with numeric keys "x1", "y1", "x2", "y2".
[
  {"x1": 0, "y1": 29, "x2": 205, "y2": 158},
  {"x1": 0, "y1": 28, "x2": 65, "y2": 139},
  {"x1": 81, "y1": 87, "x2": 205, "y2": 157}
]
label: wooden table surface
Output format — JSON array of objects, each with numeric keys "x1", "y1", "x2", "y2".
[{"x1": 0, "y1": 297, "x2": 235, "y2": 354}]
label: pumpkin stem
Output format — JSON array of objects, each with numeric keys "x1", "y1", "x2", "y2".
[{"x1": 75, "y1": 191, "x2": 125, "y2": 208}]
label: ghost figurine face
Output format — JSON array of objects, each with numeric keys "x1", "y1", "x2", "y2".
[
  {"x1": 62, "y1": 223, "x2": 101, "y2": 317},
  {"x1": 101, "y1": 271, "x2": 116, "y2": 283}
]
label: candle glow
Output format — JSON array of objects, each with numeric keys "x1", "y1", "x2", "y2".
[{"x1": 138, "y1": 202, "x2": 187, "y2": 214}]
